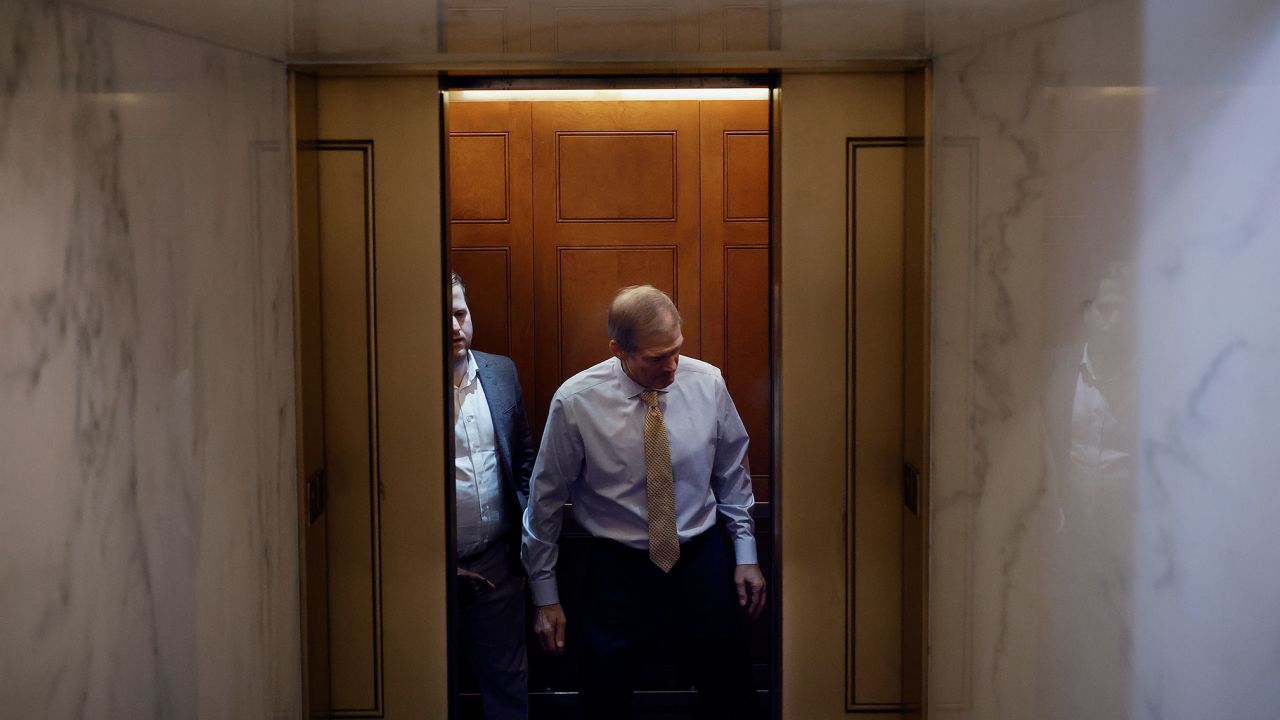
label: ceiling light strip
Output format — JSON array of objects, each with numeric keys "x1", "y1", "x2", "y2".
[{"x1": 449, "y1": 87, "x2": 769, "y2": 102}]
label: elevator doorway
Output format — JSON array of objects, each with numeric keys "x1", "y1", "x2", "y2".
[
  {"x1": 444, "y1": 81, "x2": 774, "y2": 718},
  {"x1": 291, "y1": 70, "x2": 930, "y2": 720}
]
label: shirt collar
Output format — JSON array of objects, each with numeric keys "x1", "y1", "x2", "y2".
[
  {"x1": 611, "y1": 356, "x2": 669, "y2": 399},
  {"x1": 458, "y1": 351, "x2": 480, "y2": 389},
  {"x1": 1081, "y1": 342, "x2": 1123, "y2": 386},
  {"x1": 1079, "y1": 343, "x2": 1097, "y2": 384}
]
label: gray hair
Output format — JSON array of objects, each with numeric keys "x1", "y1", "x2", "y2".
[{"x1": 608, "y1": 285, "x2": 681, "y2": 352}]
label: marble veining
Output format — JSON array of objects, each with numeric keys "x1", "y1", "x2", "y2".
[
  {"x1": 1131, "y1": 4, "x2": 1280, "y2": 718},
  {"x1": 58, "y1": 0, "x2": 1112, "y2": 62},
  {"x1": 5, "y1": 0, "x2": 1280, "y2": 718},
  {"x1": 933, "y1": 0, "x2": 1280, "y2": 718},
  {"x1": 932, "y1": 2, "x2": 1144, "y2": 718},
  {"x1": 0, "y1": 0, "x2": 299, "y2": 716}
]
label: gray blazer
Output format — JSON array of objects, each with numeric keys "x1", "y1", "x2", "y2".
[{"x1": 472, "y1": 350, "x2": 535, "y2": 565}]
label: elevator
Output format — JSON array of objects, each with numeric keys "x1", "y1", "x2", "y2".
[{"x1": 292, "y1": 69, "x2": 930, "y2": 720}]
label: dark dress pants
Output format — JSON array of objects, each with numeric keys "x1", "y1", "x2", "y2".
[
  {"x1": 460, "y1": 539, "x2": 529, "y2": 720},
  {"x1": 578, "y1": 524, "x2": 756, "y2": 720}
]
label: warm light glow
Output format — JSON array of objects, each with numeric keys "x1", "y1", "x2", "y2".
[
  {"x1": 449, "y1": 87, "x2": 770, "y2": 102},
  {"x1": 90, "y1": 92, "x2": 149, "y2": 105},
  {"x1": 1099, "y1": 86, "x2": 1154, "y2": 96}
]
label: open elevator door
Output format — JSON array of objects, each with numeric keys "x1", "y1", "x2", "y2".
[{"x1": 444, "y1": 80, "x2": 775, "y2": 718}]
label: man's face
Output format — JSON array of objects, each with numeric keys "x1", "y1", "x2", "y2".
[
  {"x1": 611, "y1": 321, "x2": 683, "y2": 389},
  {"x1": 1085, "y1": 277, "x2": 1129, "y2": 340},
  {"x1": 451, "y1": 283, "x2": 474, "y2": 363}
]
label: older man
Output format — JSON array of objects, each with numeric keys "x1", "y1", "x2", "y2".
[
  {"x1": 522, "y1": 284, "x2": 765, "y2": 719},
  {"x1": 451, "y1": 272, "x2": 535, "y2": 720}
]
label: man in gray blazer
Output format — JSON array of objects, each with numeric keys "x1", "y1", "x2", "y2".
[{"x1": 451, "y1": 272, "x2": 535, "y2": 720}]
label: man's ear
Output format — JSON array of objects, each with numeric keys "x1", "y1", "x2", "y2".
[{"x1": 608, "y1": 339, "x2": 623, "y2": 359}]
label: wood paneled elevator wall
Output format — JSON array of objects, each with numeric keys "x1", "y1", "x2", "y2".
[
  {"x1": 447, "y1": 96, "x2": 771, "y2": 497},
  {"x1": 446, "y1": 94, "x2": 774, "y2": 713}
]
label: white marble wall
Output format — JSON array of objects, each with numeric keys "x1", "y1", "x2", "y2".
[
  {"x1": 932, "y1": 4, "x2": 1145, "y2": 716},
  {"x1": 932, "y1": 0, "x2": 1280, "y2": 718},
  {"x1": 0, "y1": 1, "x2": 299, "y2": 717},
  {"x1": 1133, "y1": 2, "x2": 1280, "y2": 718},
  {"x1": 74, "y1": 0, "x2": 291, "y2": 59}
]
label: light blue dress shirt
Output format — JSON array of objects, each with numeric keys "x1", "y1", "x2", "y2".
[{"x1": 522, "y1": 355, "x2": 757, "y2": 606}]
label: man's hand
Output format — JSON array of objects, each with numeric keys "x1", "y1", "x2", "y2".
[
  {"x1": 533, "y1": 603, "x2": 567, "y2": 655},
  {"x1": 456, "y1": 567, "x2": 496, "y2": 590},
  {"x1": 734, "y1": 564, "x2": 766, "y2": 620}
]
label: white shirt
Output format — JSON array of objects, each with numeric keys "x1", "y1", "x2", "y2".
[
  {"x1": 454, "y1": 352, "x2": 507, "y2": 557},
  {"x1": 1070, "y1": 343, "x2": 1134, "y2": 492},
  {"x1": 522, "y1": 355, "x2": 757, "y2": 606}
]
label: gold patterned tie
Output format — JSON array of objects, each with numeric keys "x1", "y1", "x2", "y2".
[{"x1": 641, "y1": 390, "x2": 680, "y2": 572}]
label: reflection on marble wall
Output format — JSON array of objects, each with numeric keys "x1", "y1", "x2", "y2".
[
  {"x1": 931, "y1": 1, "x2": 1143, "y2": 717},
  {"x1": 74, "y1": 0, "x2": 291, "y2": 59},
  {"x1": 933, "y1": 0, "x2": 1280, "y2": 718},
  {"x1": 293, "y1": 0, "x2": 439, "y2": 57},
  {"x1": 292, "y1": 0, "x2": 929, "y2": 63},
  {"x1": 926, "y1": 0, "x2": 1115, "y2": 55},
  {"x1": 0, "y1": 0, "x2": 299, "y2": 716},
  {"x1": 55, "y1": 0, "x2": 1108, "y2": 68},
  {"x1": 291, "y1": 0, "x2": 1108, "y2": 62}
]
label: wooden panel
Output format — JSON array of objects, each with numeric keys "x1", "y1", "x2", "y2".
[
  {"x1": 450, "y1": 248, "x2": 512, "y2": 357},
  {"x1": 699, "y1": 100, "x2": 769, "y2": 497},
  {"x1": 449, "y1": 133, "x2": 509, "y2": 222},
  {"x1": 317, "y1": 145, "x2": 382, "y2": 714},
  {"x1": 698, "y1": 101, "x2": 768, "y2": 358},
  {"x1": 723, "y1": 246, "x2": 770, "y2": 498},
  {"x1": 448, "y1": 101, "x2": 535, "y2": 417},
  {"x1": 556, "y1": 246, "x2": 678, "y2": 380},
  {"x1": 724, "y1": 132, "x2": 769, "y2": 220},
  {"x1": 850, "y1": 144, "x2": 905, "y2": 706},
  {"x1": 533, "y1": 101, "x2": 701, "y2": 432},
  {"x1": 557, "y1": 133, "x2": 676, "y2": 221},
  {"x1": 448, "y1": 103, "x2": 532, "y2": 244}
]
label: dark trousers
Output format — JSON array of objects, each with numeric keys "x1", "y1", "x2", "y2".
[
  {"x1": 459, "y1": 539, "x2": 529, "y2": 720},
  {"x1": 578, "y1": 525, "x2": 756, "y2": 720}
]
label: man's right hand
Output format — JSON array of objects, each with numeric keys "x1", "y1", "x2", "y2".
[
  {"x1": 456, "y1": 567, "x2": 495, "y2": 591},
  {"x1": 533, "y1": 603, "x2": 567, "y2": 655}
]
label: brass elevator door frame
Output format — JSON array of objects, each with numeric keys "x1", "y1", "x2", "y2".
[
  {"x1": 293, "y1": 74, "x2": 447, "y2": 720},
  {"x1": 777, "y1": 71, "x2": 930, "y2": 720},
  {"x1": 291, "y1": 69, "x2": 932, "y2": 720}
]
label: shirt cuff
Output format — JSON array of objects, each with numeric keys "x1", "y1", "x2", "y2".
[
  {"x1": 530, "y1": 576, "x2": 561, "y2": 606},
  {"x1": 732, "y1": 537, "x2": 758, "y2": 565}
]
